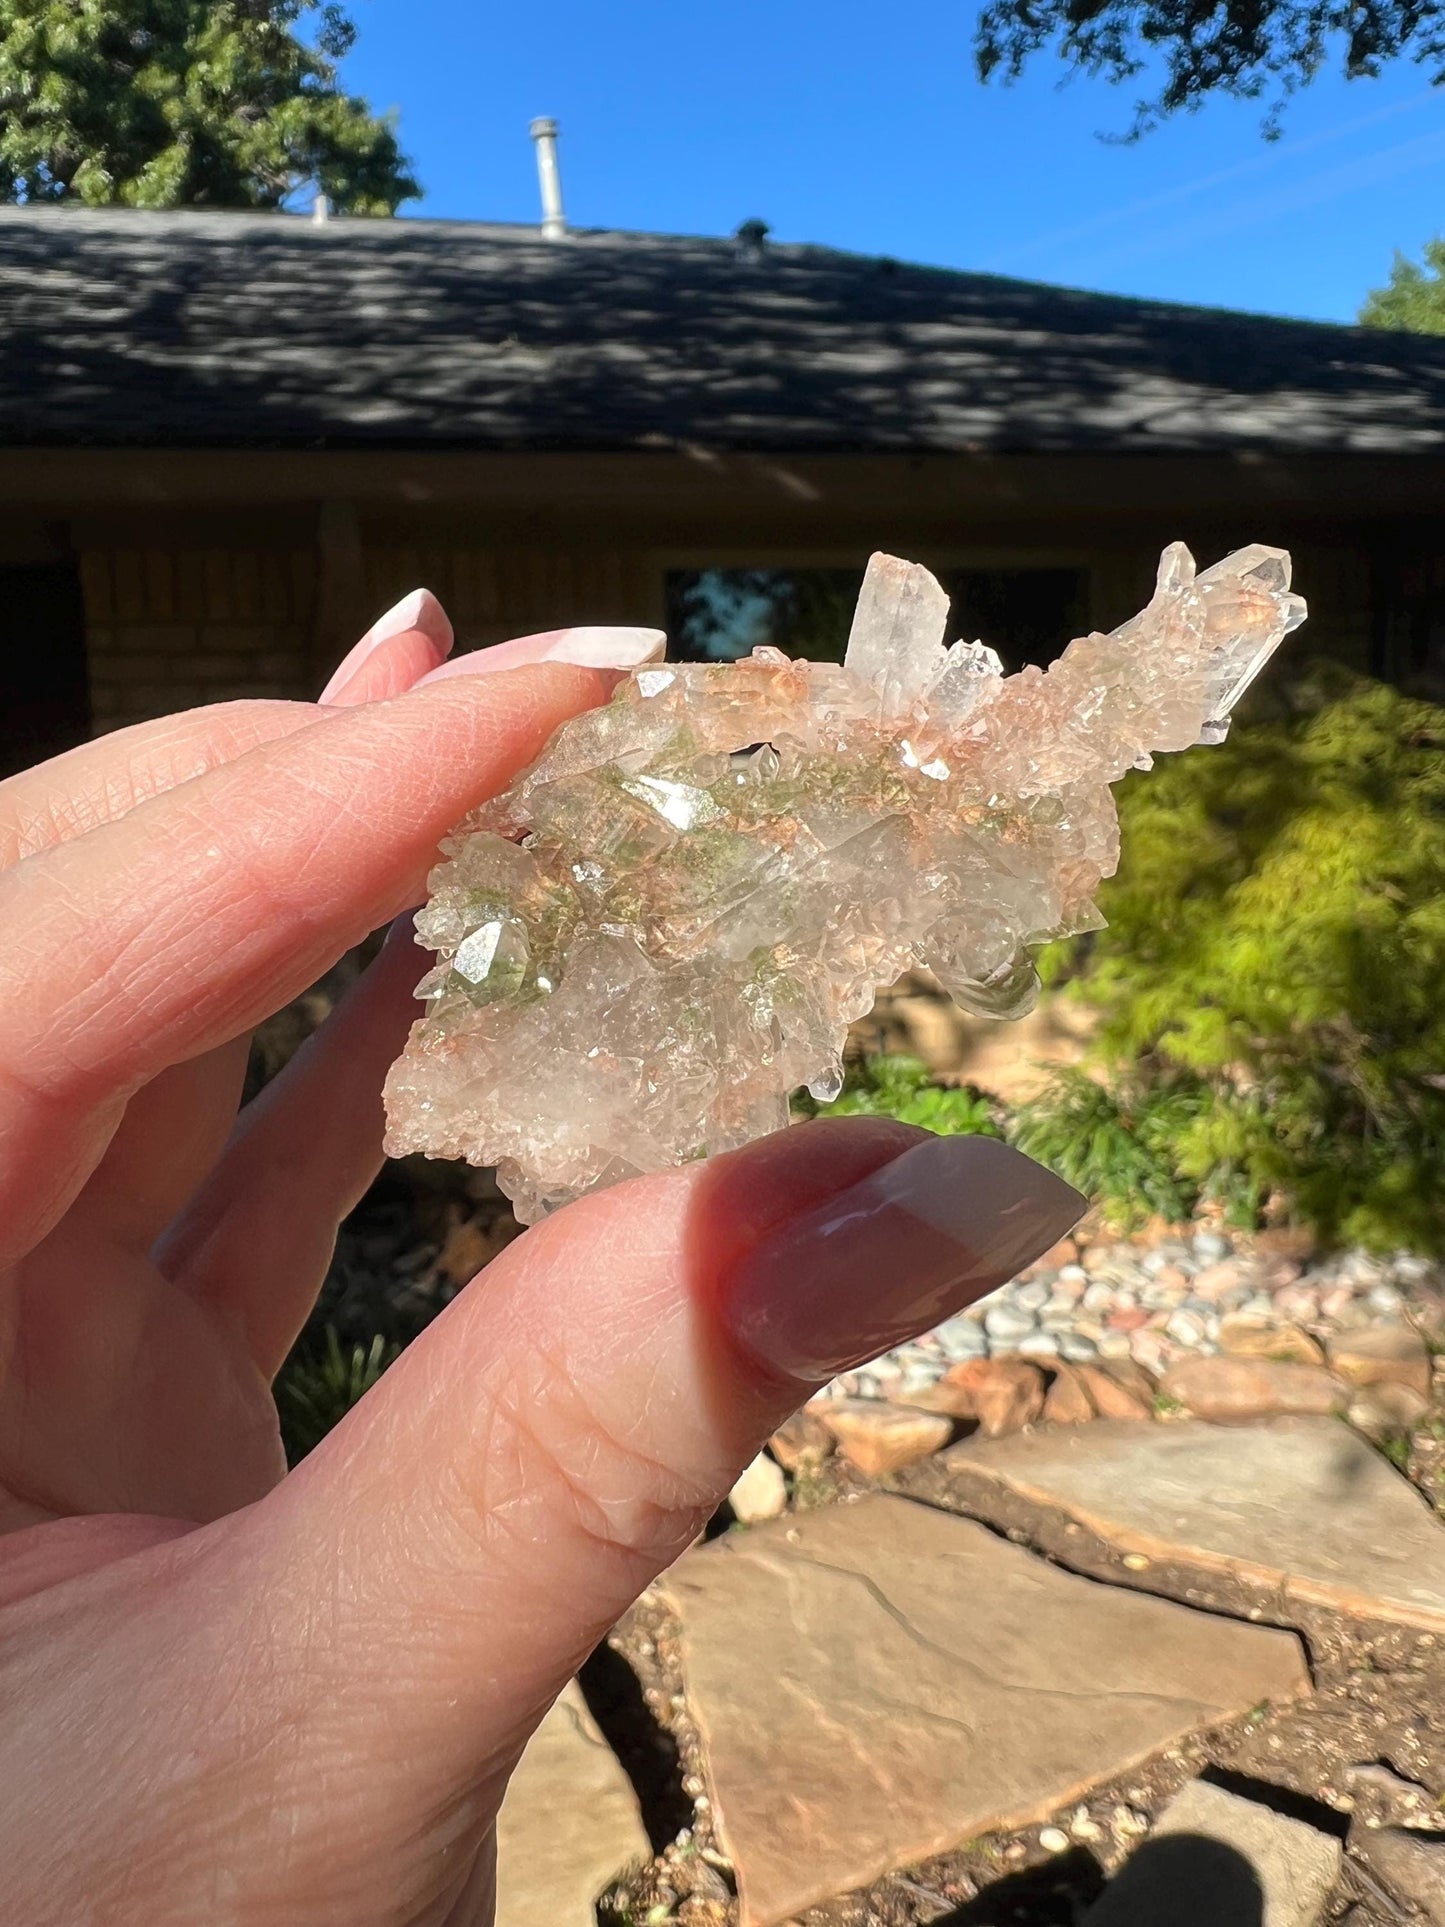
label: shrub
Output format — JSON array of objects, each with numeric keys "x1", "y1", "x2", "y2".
[
  {"x1": 1010, "y1": 1065, "x2": 1263, "y2": 1231},
  {"x1": 794, "y1": 1053, "x2": 1004, "y2": 1137},
  {"x1": 275, "y1": 1326, "x2": 399, "y2": 1464},
  {"x1": 1066, "y1": 675, "x2": 1445, "y2": 1253}
]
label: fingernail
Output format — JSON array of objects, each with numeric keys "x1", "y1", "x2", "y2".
[
  {"x1": 321, "y1": 589, "x2": 454, "y2": 702},
  {"x1": 728, "y1": 1136, "x2": 1085, "y2": 1384},
  {"x1": 415, "y1": 626, "x2": 666, "y2": 685}
]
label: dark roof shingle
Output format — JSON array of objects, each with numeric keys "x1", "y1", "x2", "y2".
[{"x1": 4, "y1": 206, "x2": 1445, "y2": 455}]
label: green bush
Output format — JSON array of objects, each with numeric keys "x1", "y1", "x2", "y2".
[
  {"x1": 275, "y1": 1326, "x2": 399, "y2": 1464},
  {"x1": 1010, "y1": 1065, "x2": 1263, "y2": 1231},
  {"x1": 794, "y1": 1053, "x2": 1004, "y2": 1137},
  {"x1": 1065, "y1": 675, "x2": 1445, "y2": 1253}
]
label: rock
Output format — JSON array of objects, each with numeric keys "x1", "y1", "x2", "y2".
[
  {"x1": 942, "y1": 1357, "x2": 1047, "y2": 1436},
  {"x1": 1252, "y1": 1225, "x2": 1319, "y2": 1265},
  {"x1": 1274, "y1": 1284, "x2": 1322, "y2": 1325},
  {"x1": 1349, "y1": 1824, "x2": 1445, "y2": 1925},
  {"x1": 1165, "y1": 1308, "x2": 1209, "y2": 1347},
  {"x1": 729, "y1": 1452, "x2": 788, "y2": 1522},
  {"x1": 661, "y1": 1496, "x2": 1308, "y2": 1927},
  {"x1": 1347, "y1": 1383, "x2": 1430, "y2": 1439},
  {"x1": 1193, "y1": 1231, "x2": 1230, "y2": 1262},
  {"x1": 1075, "y1": 1362, "x2": 1154, "y2": 1421},
  {"x1": 984, "y1": 1302, "x2": 1038, "y2": 1343},
  {"x1": 1327, "y1": 1324, "x2": 1432, "y2": 1400},
  {"x1": 935, "y1": 1314, "x2": 988, "y2": 1361},
  {"x1": 1219, "y1": 1316, "x2": 1327, "y2": 1367},
  {"x1": 1043, "y1": 1363, "x2": 1097, "y2": 1426},
  {"x1": 943, "y1": 1417, "x2": 1445, "y2": 1631},
  {"x1": 1368, "y1": 1283, "x2": 1407, "y2": 1316},
  {"x1": 1014, "y1": 1279, "x2": 1052, "y2": 1312},
  {"x1": 1097, "y1": 1332, "x2": 1135, "y2": 1360},
  {"x1": 1059, "y1": 1333, "x2": 1101, "y2": 1364},
  {"x1": 821, "y1": 1399, "x2": 953, "y2": 1477},
  {"x1": 1019, "y1": 1331, "x2": 1060, "y2": 1359},
  {"x1": 1030, "y1": 1232, "x2": 1081, "y2": 1273},
  {"x1": 1083, "y1": 1777, "x2": 1341, "y2": 1927},
  {"x1": 1082, "y1": 1280, "x2": 1116, "y2": 1313},
  {"x1": 1107, "y1": 1306, "x2": 1150, "y2": 1333},
  {"x1": 1191, "y1": 1260, "x2": 1244, "y2": 1301},
  {"x1": 496, "y1": 1681, "x2": 650, "y2": 1927},
  {"x1": 1162, "y1": 1356, "x2": 1348, "y2": 1422},
  {"x1": 770, "y1": 1409, "x2": 836, "y2": 1473}
]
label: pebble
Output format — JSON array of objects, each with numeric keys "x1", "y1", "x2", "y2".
[
  {"x1": 984, "y1": 1304, "x2": 1037, "y2": 1343},
  {"x1": 1018, "y1": 1331, "x2": 1060, "y2": 1358},
  {"x1": 1058, "y1": 1333, "x2": 1099, "y2": 1363},
  {"x1": 838, "y1": 1229, "x2": 1436, "y2": 1418},
  {"x1": 1165, "y1": 1309, "x2": 1208, "y2": 1347},
  {"x1": 1039, "y1": 1828, "x2": 1071, "y2": 1854}
]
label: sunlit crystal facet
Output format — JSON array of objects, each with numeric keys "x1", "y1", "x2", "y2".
[{"x1": 384, "y1": 543, "x2": 1305, "y2": 1222}]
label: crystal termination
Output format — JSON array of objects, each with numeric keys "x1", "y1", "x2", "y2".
[{"x1": 384, "y1": 544, "x2": 1305, "y2": 1222}]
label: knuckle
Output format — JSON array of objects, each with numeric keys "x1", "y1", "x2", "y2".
[{"x1": 471, "y1": 1345, "x2": 710, "y2": 1579}]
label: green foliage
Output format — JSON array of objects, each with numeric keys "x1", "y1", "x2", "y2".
[
  {"x1": 1011, "y1": 1065, "x2": 1263, "y2": 1231},
  {"x1": 0, "y1": 0, "x2": 418, "y2": 210},
  {"x1": 794, "y1": 1053, "x2": 1004, "y2": 1137},
  {"x1": 974, "y1": 0, "x2": 1445, "y2": 138},
  {"x1": 275, "y1": 1325, "x2": 398, "y2": 1463},
  {"x1": 1076, "y1": 676, "x2": 1445, "y2": 1253},
  {"x1": 1361, "y1": 237, "x2": 1445, "y2": 335}
]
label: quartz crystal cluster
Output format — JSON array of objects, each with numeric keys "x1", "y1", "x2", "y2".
[{"x1": 384, "y1": 543, "x2": 1305, "y2": 1221}]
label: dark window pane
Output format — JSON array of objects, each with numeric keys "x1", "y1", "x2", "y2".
[
  {"x1": 0, "y1": 561, "x2": 89, "y2": 777},
  {"x1": 667, "y1": 565, "x2": 1090, "y2": 672},
  {"x1": 666, "y1": 568, "x2": 863, "y2": 663},
  {"x1": 948, "y1": 568, "x2": 1090, "y2": 672}
]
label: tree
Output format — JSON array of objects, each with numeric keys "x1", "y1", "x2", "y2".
[
  {"x1": 1361, "y1": 238, "x2": 1445, "y2": 334},
  {"x1": 975, "y1": 0, "x2": 1445, "y2": 137},
  {"x1": 0, "y1": 0, "x2": 418, "y2": 211}
]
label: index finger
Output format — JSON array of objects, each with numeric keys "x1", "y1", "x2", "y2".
[{"x1": 0, "y1": 663, "x2": 615, "y2": 1269}]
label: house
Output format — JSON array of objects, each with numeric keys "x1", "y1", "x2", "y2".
[{"x1": 4, "y1": 204, "x2": 1445, "y2": 774}]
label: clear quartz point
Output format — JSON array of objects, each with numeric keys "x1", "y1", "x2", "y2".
[{"x1": 385, "y1": 540, "x2": 1304, "y2": 1222}]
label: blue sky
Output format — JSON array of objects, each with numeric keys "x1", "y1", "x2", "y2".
[{"x1": 340, "y1": 0, "x2": 1445, "y2": 323}]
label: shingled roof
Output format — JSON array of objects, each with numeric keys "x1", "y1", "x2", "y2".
[{"x1": 5, "y1": 206, "x2": 1445, "y2": 456}]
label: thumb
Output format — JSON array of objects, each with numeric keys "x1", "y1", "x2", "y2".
[{"x1": 248, "y1": 1120, "x2": 1082, "y2": 1798}]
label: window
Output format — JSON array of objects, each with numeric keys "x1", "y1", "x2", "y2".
[
  {"x1": 666, "y1": 565, "x2": 1090, "y2": 671},
  {"x1": 0, "y1": 561, "x2": 90, "y2": 778}
]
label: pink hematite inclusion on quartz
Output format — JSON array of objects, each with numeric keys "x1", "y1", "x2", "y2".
[{"x1": 383, "y1": 542, "x2": 1305, "y2": 1222}]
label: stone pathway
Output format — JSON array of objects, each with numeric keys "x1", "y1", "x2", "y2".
[
  {"x1": 494, "y1": 1680, "x2": 649, "y2": 1927},
  {"x1": 940, "y1": 1417, "x2": 1445, "y2": 1630},
  {"x1": 659, "y1": 1493, "x2": 1307, "y2": 1926},
  {"x1": 1082, "y1": 1778, "x2": 1342, "y2": 1927}
]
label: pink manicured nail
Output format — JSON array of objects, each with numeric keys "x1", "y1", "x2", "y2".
[
  {"x1": 321, "y1": 589, "x2": 454, "y2": 703},
  {"x1": 415, "y1": 626, "x2": 666, "y2": 685},
  {"x1": 728, "y1": 1136, "x2": 1085, "y2": 1384}
]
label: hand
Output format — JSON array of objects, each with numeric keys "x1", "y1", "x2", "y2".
[{"x1": 0, "y1": 593, "x2": 1081, "y2": 1924}]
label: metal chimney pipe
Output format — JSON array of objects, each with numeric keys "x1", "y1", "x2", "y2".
[{"x1": 529, "y1": 117, "x2": 567, "y2": 240}]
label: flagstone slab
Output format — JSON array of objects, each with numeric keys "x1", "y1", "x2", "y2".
[
  {"x1": 661, "y1": 1494, "x2": 1308, "y2": 1927},
  {"x1": 496, "y1": 1680, "x2": 649, "y2": 1927},
  {"x1": 944, "y1": 1417, "x2": 1445, "y2": 1630}
]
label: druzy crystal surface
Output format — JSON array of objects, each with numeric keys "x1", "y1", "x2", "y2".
[{"x1": 384, "y1": 543, "x2": 1305, "y2": 1221}]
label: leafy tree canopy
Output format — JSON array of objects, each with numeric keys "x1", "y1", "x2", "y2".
[
  {"x1": 974, "y1": 0, "x2": 1445, "y2": 137},
  {"x1": 1361, "y1": 237, "x2": 1445, "y2": 334},
  {"x1": 0, "y1": 0, "x2": 418, "y2": 211}
]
